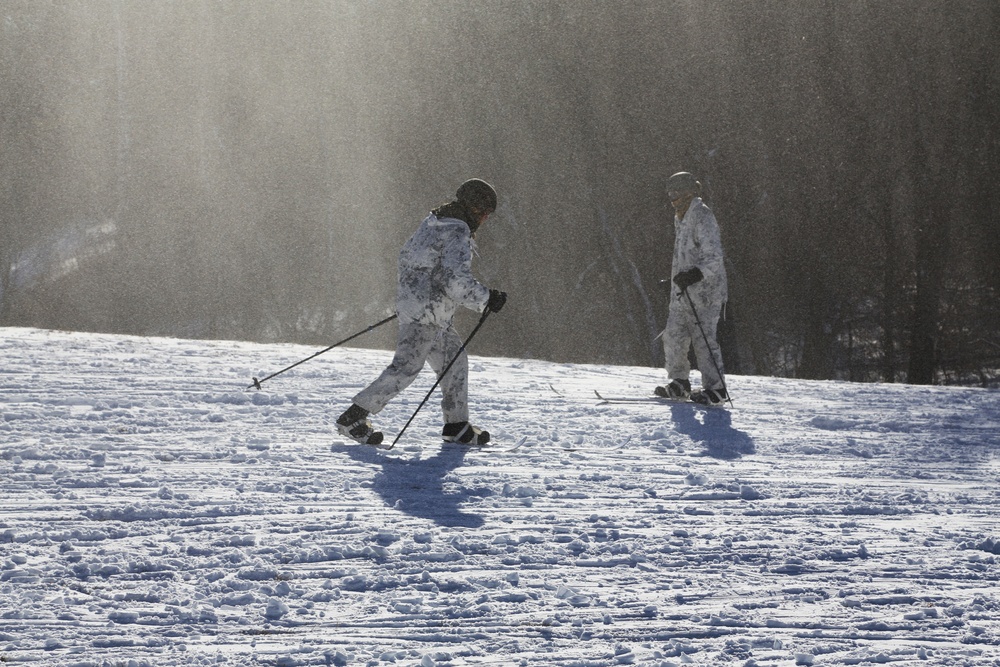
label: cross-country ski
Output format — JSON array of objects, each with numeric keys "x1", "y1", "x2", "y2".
[{"x1": 594, "y1": 389, "x2": 728, "y2": 408}]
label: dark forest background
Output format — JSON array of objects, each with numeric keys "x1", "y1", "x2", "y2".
[{"x1": 2, "y1": 1, "x2": 998, "y2": 386}]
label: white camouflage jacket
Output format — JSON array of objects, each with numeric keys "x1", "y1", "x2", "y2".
[
  {"x1": 671, "y1": 197, "x2": 728, "y2": 306},
  {"x1": 395, "y1": 213, "x2": 490, "y2": 326}
]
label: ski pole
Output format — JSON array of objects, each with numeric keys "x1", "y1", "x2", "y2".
[
  {"x1": 247, "y1": 313, "x2": 398, "y2": 390},
  {"x1": 681, "y1": 288, "x2": 734, "y2": 407},
  {"x1": 390, "y1": 308, "x2": 492, "y2": 449}
]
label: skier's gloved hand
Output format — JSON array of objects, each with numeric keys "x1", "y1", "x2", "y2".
[
  {"x1": 486, "y1": 289, "x2": 508, "y2": 313},
  {"x1": 673, "y1": 267, "x2": 704, "y2": 290}
]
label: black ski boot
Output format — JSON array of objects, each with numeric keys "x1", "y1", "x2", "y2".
[
  {"x1": 442, "y1": 421, "x2": 490, "y2": 446},
  {"x1": 654, "y1": 379, "x2": 691, "y2": 400},
  {"x1": 691, "y1": 388, "x2": 728, "y2": 406},
  {"x1": 336, "y1": 404, "x2": 384, "y2": 446}
]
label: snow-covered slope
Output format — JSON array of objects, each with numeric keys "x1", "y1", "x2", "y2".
[{"x1": 1, "y1": 327, "x2": 998, "y2": 666}]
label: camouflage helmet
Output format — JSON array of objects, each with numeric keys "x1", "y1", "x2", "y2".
[{"x1": 456, "y1": 178, "x2": 498, "y2": 213}]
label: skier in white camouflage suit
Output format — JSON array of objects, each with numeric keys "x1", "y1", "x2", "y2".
[
  {"x1": 336, "y1": 179, "x2": 507, "y2": 446},
  {"x1": 655, "y1": 171, "x2": 729, "y2": 405}
]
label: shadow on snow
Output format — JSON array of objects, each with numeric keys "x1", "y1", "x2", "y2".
[
  {"x1": 669, "y1": 403, "x2": 755, "y2": 459},
  {"x1": 334, "y1": 443, "x2": 486, "y2": 529}
]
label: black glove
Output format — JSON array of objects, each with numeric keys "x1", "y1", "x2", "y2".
[
  {"x1": 673, "y1": 267, "x2": 704, "y2": 290},
  {"x1": 486, "y1": 289, "x2": 508, "y2": 313}
]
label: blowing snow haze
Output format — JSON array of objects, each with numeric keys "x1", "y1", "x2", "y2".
[{"x1": 2, "y1": 1, "x2": 998, "y2": 384}]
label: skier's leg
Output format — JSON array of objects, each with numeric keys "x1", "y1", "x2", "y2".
[
  {"x1": 689, "y1": 297, "x2": 725, "y2": 391},
  {"x1": 426, "y1": 325, "x2": 468, "y2": 424},
  {"x1": 663, "y1": 301, "x2": 694, "y2": 382},
  {"x1": 352, "y1": 321, "x2": 436, "y2": 414}
]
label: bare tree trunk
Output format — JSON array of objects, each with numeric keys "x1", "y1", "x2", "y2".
[
  {"x1": 907, "y1": 211, "x2": 949, "y2": 384},
  {"x1": 798, "y1": 275, "x2": 834, "y2": 380},
  {"x1": 879, "y1": 202, "x2": 899, "y2": 382}
]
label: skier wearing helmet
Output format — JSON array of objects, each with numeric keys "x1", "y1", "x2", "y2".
[
  {"x1": 655, "y1": 171, "x2": 729, "y2": 405},
  {"x1": 336, "y1": 179, "x2": 507, "y2": 447}
]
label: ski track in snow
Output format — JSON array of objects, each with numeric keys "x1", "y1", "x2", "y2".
[{"x1": 1, "y1": 327, "x2": 999, "y2": 666}]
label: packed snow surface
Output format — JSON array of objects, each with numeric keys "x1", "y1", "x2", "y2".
[{"x1": 1, "y1": 327, "x2": 998, "y2": 666}]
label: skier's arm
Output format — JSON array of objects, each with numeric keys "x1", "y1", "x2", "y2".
[
  {"x1": 441, "y1": 227, "x2": 490, "y2": 312},
  {"x1": 691, "y1": 208, "x2": 725, "y2": 285}
]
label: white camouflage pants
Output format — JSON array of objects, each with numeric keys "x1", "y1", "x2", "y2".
[
  {"x1": 663, "y1": 292, "x2": 726, "y2": 391},
  {"x1": 352, "y1": 320, "x2": 469, "y2": 424}
]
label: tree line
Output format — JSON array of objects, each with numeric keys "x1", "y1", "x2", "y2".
[{"x1": 2, "y1": 1, "x2": 998, "y2": 386}]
